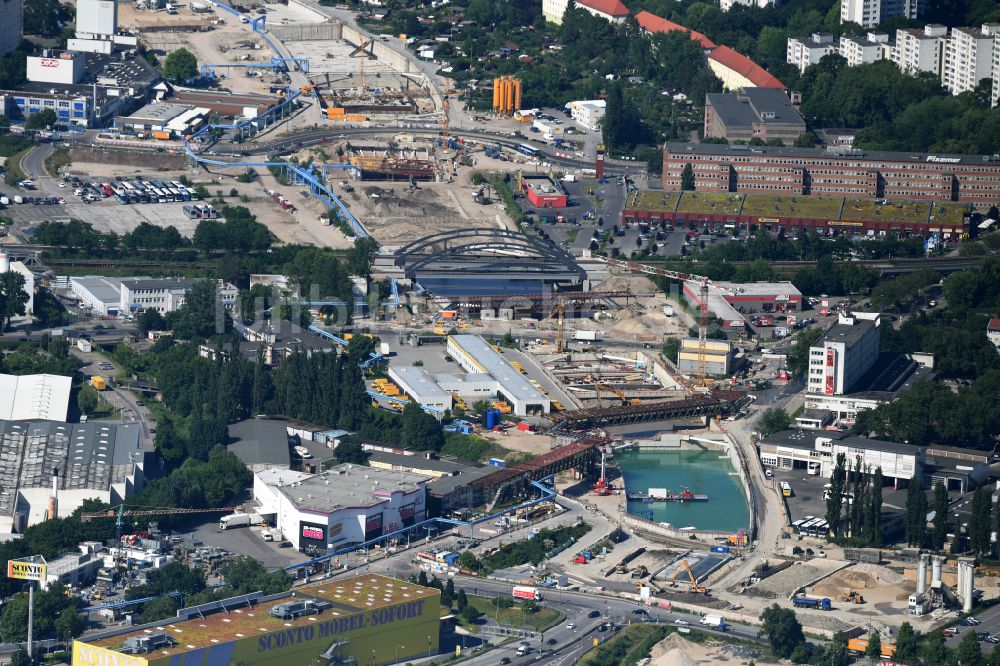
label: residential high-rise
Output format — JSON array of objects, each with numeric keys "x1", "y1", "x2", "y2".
[
  {"x1": 786, "y1": 33, "x2": 837, "y2": 73},
  {"x1": 838, "y1": 32, "x2": 889, "y2": 66},
  {"x1": 941, "y1": 24, "x2": 999, "y2": 95},
  {"x1": 991, "y1": 31, "x2": 1000, "y2": 106},
  {"x1": 892, "y1": 24, "x2": 947, "y2": 75},
  {"x1": 841, "y1": 0, "x2": 919, "y2": 29},
  {"x1": 0, "y1": 0, "x2": 23, "y2": 57}
]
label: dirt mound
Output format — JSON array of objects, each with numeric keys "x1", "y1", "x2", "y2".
[{"x1": 649, "y1": 633, "x2": 704, "y2": 666}]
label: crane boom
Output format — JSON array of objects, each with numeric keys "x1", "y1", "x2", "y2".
[{"x1": 82, "y1": 505, "x2": 238, "y2": 522}]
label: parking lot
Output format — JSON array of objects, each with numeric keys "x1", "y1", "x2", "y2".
[{"x1": 6, "y1": 195, "x2": 201, "y2": 236}]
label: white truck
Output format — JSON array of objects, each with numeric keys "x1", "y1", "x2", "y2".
[
  {"x1": 700, "y1": 614, "x2": 727, "y2": 631},
  {"x1": 573, "y1": 330, "x2": 599, "y2": 342},
  {"x1": 219, "y1": 513, "x2": 263, "y2": 530},
  {"x1": 561, "y1": 174, "x2": 577, "y2": 183},
  {"x1": 512, "y1": 586, "x2": 543, "y2": 601}
]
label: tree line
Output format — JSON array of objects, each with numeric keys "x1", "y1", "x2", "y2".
[{"x1": 824, "y1": 453, "x2": 884, "y2": 546}]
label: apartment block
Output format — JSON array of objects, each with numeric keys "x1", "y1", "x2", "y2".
[
  {"x1": 787, "y1": 33, "x2": 837, "y2": 73},
  {"x1": 992, "y1": 31, "x2": 1000, "y2": 106},
  {"x1": 839, "y1": 32, "x2": 889, "y2": 66},
  {"x1": 892, "y1": 24, "x2": 946, "y2": 75},
  {"x1": 942, "y1": 24, "x2": 999, "y2": 95}
]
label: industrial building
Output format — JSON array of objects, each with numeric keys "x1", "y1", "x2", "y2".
[
  {"x1": 808, "y1": 312, "x2": 881, "y2": 396},
  {"x1": 169, "y1": 90, "x2": 281, "y2": 118},
  {"x1": 71, "y1": 574, "x2": 441, "y2": 666},
  {"x1": 446, "y1": 336, "x2": 550, "y2": 415},
  {"x1": 520, "y1": 174, "x2": 567, "y2": 208},
  {"x1": 120, "y1": 277, "x2": 237, "y2": 315},
  {"x1": 116, "y1": 101, "x2": 210, "y2": 137},
  {"x1": 70, "y1": 275, "x2": 127, "y2": 317},
  {"x1": 0, "y1": 420, "x2": 144, "y2": 533},
  {"x1": 252, "y1": 464, "x2": 431, "y2": 552},
  {"x1": 236, "y1": 320, "x2": 338, "y2": 366},
  {"x1": 703, "y1": 88, "x2": 806, "y2": 143},
  {"x1": 680, "y1": 280, "x2": 801, "y2": 330},
  {"x1": 227, "y1": 419, "x2": 292, "y2": 473},
  {"x1": 367, "y1": 451, "x2": 475, "y2": 479},
  {"x1": 662, "y1": 142, "x2": 1000, "y2": 205},
  {"x1": 677, "y1": 338, "x2": 734, "y2": 375},
  {"x1": 566, "y1": 99, "x2": 606, "y2": 131},
  {"x1": 0, "y1": 373, "x2": 73, "y2": 421},
  {"x1": 0, "y1": 251, "x2": 33, "y2": 319},
  {"x1": 387, "y1": 366, "x2": 453, "y2": 412}
]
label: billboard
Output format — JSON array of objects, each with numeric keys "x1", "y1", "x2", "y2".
[
  {"x1": 364, "y1": 513, "x2": 383, "y2": 542},
  {"x1": 300, "y1": 522, "x2": 327, "y2": 546},
  {"x1": 7, "y1": 558, "x2": 45, "y2": 581},
  {"x1": 399, "y1": 504, "x2": 416, "y2": 527},
  {"x1": 74, "y1": 641, "x2": 148, "y2": 666}
]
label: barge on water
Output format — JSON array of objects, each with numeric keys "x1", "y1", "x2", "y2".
[{"x1": 626, "y1": 487, "x2": 707, "y2": 502}]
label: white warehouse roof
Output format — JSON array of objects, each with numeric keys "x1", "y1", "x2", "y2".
[{"x1": 0, "y1": 373, "x2": 73, "y2": 421}]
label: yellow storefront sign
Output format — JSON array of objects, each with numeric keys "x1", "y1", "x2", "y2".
[
  {"x1": 7, "y1": 559, "x2": 45, "y2": 581},
  {"x1": 73, "y1": 641, "x2": 148, "y2": 666}
]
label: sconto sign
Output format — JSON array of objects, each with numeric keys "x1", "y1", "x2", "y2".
[{"x1": 7, "y1": 559, "x2": 46, "y2": 581}]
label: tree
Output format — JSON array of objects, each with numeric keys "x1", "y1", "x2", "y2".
[
  {"x1": 400, "y1": 402, "x2": 445, "y2": 452},
  {"x1": 334, "y1": 438, "x2": 369, "y2": 465},
  {"x1": 758, "y1": 407, "x2": 791, "y2": 436},
  {"x1": 864, "y1": 632, "x2": 881, "y2": 661},
  {"x1": 137, "y1": 308, "x2": 168, "y2": 336},
  {"x1": 866, "y1": 467, "x2": 883, "y2": 547},
  {"x1": 680, "y1": 163, "x2": 695, "y2": 191},
  {"x1": 904, "y1": 477, "x2": 927, "y2": 547},
  {"x1": 894, "y1": 622, "x2": 917, "y2": 665},
  {"x1": 23, "y1": 0, "x2": 67, "y2": 36},
  {"x1": 661, "y1": 336, "x2": 681, "y2": 363},
  {"x1": 458, "y1": 551, "x2": 479, "y2": 571},
  {"x1": 760, "y1": 603, "x2": 805, "y2": 659},
  {"x1": 786, "y1": 327, "x2": 824, "y2": 376},
  {"x1": 826, "y1": 453, "x2": 846, "y2": 538},
  {"x1": 140, "y1": 596, "x2": 180, "y2": 624},
  {"x1": 162, "y1": 48, "x2": 198, "y2": 81},
  {"x1": 55, "y1": 607, "x2": 86, "y2": 640},
  {"x1": 955, "y1": 629, "x2": 984, "y2": 666},
  {"x1": 820, "y1": 631, "x2": 850, "y2": 666},
  {"x1": 26, "y1": 108, "x2": 57, "y2": 130},
  {"x1": 77, "y1": 388, "x2": 98, "y2": 415},
  {"x1": 970, "y1": 486, "x2": 992, "y2": 555},
  {"x1": 457, "y1": 589, "x2": 469, "y2": 613},
  {"x1": 932, "y1": 481, "x2": 949, "y2": 550},
  {"x1": 921, "y1": 629, "x2": 949, "y2": 665},
  {"x1": 220, "y1": 557, "x2": 291, "y2": 595},
  {"x1": 0, "y1": 270, "x2": 30, "y2": 331}
]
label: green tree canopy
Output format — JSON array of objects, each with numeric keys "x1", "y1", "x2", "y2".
[
  {"x1": 760, "y1": 603, "x2": 806, "y2": 659},
  {"x1": 163, "y1": 48, "x2": 198, "y2": 81},
  {"x1": 25, "y1": 108, "x2": 57, "y2": 130},
  {"x1": 758, "y1": 407, "x2": 791, "y2": 436}
]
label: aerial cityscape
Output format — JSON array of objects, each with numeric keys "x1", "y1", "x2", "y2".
[{"x1": 0, "y1": 0, "x2": 997, "y2": 664}]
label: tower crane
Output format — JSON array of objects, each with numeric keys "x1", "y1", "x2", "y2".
[
  {"x1": 541, "y1": 301, "x2": 566, "y2": 353},
  {"x1": 592, "y1": 256, "x2": 715, "y2": 388},
  {"x1": 348, "y1": 39, "x2": 376, "y2": 91}
]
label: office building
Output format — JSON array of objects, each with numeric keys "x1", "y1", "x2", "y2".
[
  {"x1": 841, "y1": 0, "x2": 919, "y2": 29},
  {"x1": 703, "y1": 88, "x2": 806, "y2": 143},
  {"x1": 566, "y1": 99, "x2": 606, "y2": 131},
  {"x1": 942, "y1": 24, "x2": 999, "y2": 96},
  {"x1": 0, "y1": 0, "x2": 22, "y2": 57},
  {"x1": 677, "y1": 338, "x2": 734, "y2": 375},
  {"x1": 0, "y1": 420, "x2": 143, "y2": 533},
  {"x1": 542, "y1": 0, "x2": 629, "y2": 25},
  {"x1": 252, "y1": 465, "x2": 430, "y2": 551},
  {"x1": 808, "y1": 312, "x2": 881, "y2": 396},
  {"x1": 119, "y1": 277, "x2": 237, "y2": 315},
  {"x1": 787, "y1": 33, "x2": 837, "y2": 73},
  {"x1": 839, "y1": 32, "x2": 889, "y2": 66},
  {"x1": 893, "y1": 24, "x2": 947, "y2": 75},
  {"x1": 661, "y1": 142, "x2": 1000, "y2": 205}
]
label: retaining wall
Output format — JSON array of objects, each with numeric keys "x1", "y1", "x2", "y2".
[{"x1": 270, "y1": 22, "x2": 342, "y2": 41}]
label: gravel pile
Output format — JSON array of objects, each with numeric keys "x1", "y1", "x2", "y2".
[{"x1": 751, "y1": 562, "x2": 827, "y2": 597}]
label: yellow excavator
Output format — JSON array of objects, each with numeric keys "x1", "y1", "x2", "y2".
[{"x1": 670, "y1": 560, "x2": 707, "y2": 594}]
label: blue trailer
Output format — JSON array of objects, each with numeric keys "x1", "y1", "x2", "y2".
[{"x1": 792, "y1": 596, "x2": 832, "y2": 610}]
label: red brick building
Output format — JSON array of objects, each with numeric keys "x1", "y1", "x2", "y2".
[
  {"x1": 663, "y1": 143, "x2": 1000, "y2": 205},
  {"x1": 520, "y1": 174, "x2": 567, "y2": 208}
]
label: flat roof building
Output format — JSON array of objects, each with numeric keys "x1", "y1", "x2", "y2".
[
  {"x1": 520, "y1": 174, "x2": 567, "y2": 208},
  {"x1": 70, "y1": 275, "x2": 129, "y2": 317},
  {"x1": 388, "y1": 366, "x2": 453, "y2": 412},
  {"x1": 0, "y1": 420, "x2": 143, "y2": 533},
  {"x1": 787, "y1": 33, "x2": 837, "y2": 73},
  {"x1": 567, "y1": 99, "x2": 606, "y2": 131},
  {"x1": 447, "y1": 336, "x2": 550, "y2": 415},
  {"x1": 893, "y1": 24, "x2": 947, "y2": 76},
  {"x1": 227, "y1": 419, "x2": 291, "y2": 473},
  {"x1": 808, "y1": 312, "x2": 881, "y2": 396},
  {"x1": 662, "y1": 142, "x2": 1000, "y2": 205},
  {"x1": 116, "y1": 102, "x2": 192, "y2": 133},
  {"x1": 253, "y1": 464, "x2": 431, "y2": 551},
  {"x1": 677, "y1": 337, "x2": 734, "y2": 376},
  {"x1": 704, "y1": 88, "x2": 806, "y2": 143},
  {"x1": 367, "y1": 451, "x2": 473, "y2": 479},
  {"x1": 0, "y1": 373, "x2": 73, "y2": 421}
]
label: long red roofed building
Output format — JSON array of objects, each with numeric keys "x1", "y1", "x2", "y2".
[
  {"x1": 708, "y1": 45, "x2": 786, "y2": 89},
  {"x1": 635, "y1": 11, "x2": 717, "y2": 49}
]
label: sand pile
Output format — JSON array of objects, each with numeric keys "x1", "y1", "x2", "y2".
[
  {"x1": 851, "y1": 563, "x2": 906, "y2": 584},
  {"x1": 598, "y1": 274, "x2": 658, "y2": 293},
  {"x1": 649, "y1": 633, "x2": 703, "y2": 666}
]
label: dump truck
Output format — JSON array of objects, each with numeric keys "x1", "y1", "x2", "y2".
[
  {"x1": 700, "y1": 614, "x2": 727, "y2": 631},
  {"x1": 791, "y1": 596, "x2": 832, "y2": 610}
]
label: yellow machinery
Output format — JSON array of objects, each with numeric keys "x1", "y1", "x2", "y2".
[
  {"x1": 594, "y1": 382, "x2": 640, "y2": 407},
  {"x1": 670, "y1": 560, "x2": 707, "y2": 594},
  {"x1": 840, "y1": 590, "x2": 865, "y2": 604},
  {"x1": 540, "y1": 302, "x2": 566, "y2": 353},
  {"x1": 90, "y1": 375, "x2": 107, "y2": 391}
]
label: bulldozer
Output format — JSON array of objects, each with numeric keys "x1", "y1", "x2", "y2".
[
  {"x1": 839, "y1": 590, "x2": 865, "y2": 604},
  {"x1": 630, "y1": 565, "x2": 649, "y2": 579}
]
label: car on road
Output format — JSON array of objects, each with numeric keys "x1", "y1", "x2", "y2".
[
  {"x1": 546, "y1": 639, "x2": 557, "y2": 646},
  {"x1": 674, "y1": 619, "x2": 690, "y2": 626},
  {"x1": 499, "y1": 658, "x2": 510, "y2": 665},
  {"x1": 588, "y1": 611, "x2": 601, "y2": 618},
  {"x1": 631, "y1": 609, "x2": 647, "y2": 615},
  {"x1": 986, "y1": 635, "x2": 1000, "y2": 644},
  {"x1": 136, "y1": 400, "x2": 145, "y2": 406},
  {"x1": 565, "y1": 623, "x2": 575, "y2": 630},
  {"x1": 943, "y1": 628, "x2": 959, "y2": 638}
]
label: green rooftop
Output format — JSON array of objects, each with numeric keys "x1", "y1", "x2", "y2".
[
  {"x1": 739, "y1": 194, "x2": 842, "y2": 219},
  {"x1": 626, "y1": 190, "x2": 680, "y2": 212},
  {"x1": 676, "y1": 192, "x2": 744, "y2": 215},
  {"x1": 842, "y1": 199, "x2": 968, "y2": 226}
]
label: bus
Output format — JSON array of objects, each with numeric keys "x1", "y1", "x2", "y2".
[
  {"x1": 811, "y1": 520, "x2": 829, "y2": 538},
  {"x1": 183, "y1": 204, "x2": 202, "y2": 219},
  {"x1": 791, "y1": 516, "x2": 814, "y2": 532},
  {"x1": 516, "y1": 143, "x2": 538, "y2": 157},
  {"x1": 799, "y1": 517, "x2": 822, "y2": 534},
  {"x1": 780, "y1": 481, "x2": 793, "y2": 497}
]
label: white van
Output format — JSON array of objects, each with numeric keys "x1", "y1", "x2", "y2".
[
  {"x1": 294, "y1": 445, "x2": 313, "y2": 459},
  {"x1": 764, "y1": 468, "x2": 773, "y2": 480}
]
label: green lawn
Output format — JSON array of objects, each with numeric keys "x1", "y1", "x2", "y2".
[
  {"x1": 676, "y1": 192, "x2": 743, "y2": 215},
  {"x1": 626, "y1": 190, "x2": 680, "y2": 212},
  {"x1": 740, "y1": 194, "x2": 842, "y2": 219},
  {"x1": 458, "y1": 595, "x2": 562, "y2": 634}
]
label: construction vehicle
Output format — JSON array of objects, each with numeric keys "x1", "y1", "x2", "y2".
[
  {"x1": 630, "y1": 564, "x2": 649, "y2": 579},
  {"x1": 551, "y1": 400, "x2": 564, "y2": 412},
  {"x1": 839, "y1": 590, "x2": 865, "y2": 604},
  {"x1": 492, "y1": 401, "x2": 512, "y2": 414},
  {"x1": 510, "y1": 361, "x2": 526, "y2": 373},
  {"x1": 433, "y1": 326, "x2": 446, "y2": 335},
  {"x1": 669, "y1": 560, "x2": 707, "y2": 593},
  {"x1": 791, "y1": 596, "x2": 832, "y2": 610},
  {"x1": 594, "y1": 382, "x2": 640, "y2": 407}
]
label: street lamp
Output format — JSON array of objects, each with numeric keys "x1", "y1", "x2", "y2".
[
  {"x1": 427, "y1": 635, "x2": 432, "y2": 658},
  {"x1": 395, "y1": 643, "x2": 404, "y2": 664}
]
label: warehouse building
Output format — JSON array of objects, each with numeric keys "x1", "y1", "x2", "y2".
[
  {"x1": 388, "y1": 366, "x2": 453, "y2": 412},
  {"x1": 120, "y1": 277, "x2": 238, "y2": 314},
  {"x1": 677, "y1": 338, "x2": 734, "y2": 375},
  {"x1": 71, "y1": 574, "x2": 441, "y2": 666},
  {"x1": 70, "y1": 275, "x2": 127, "y2": 317},
  {"x1": 662, "y1": 142, "x2": 1000, "y2": 204},
  {"x1": 446, "y1": 336, "x2": 550, "y2": 415},
  {"x1": 681, "y1": 280, "x2": 802, "y2": 330},
  {"x1": 0, "y1": 373, "x2": 73, "y2": 421},
  {"x1": 116, "y1": 101, "x2": 209, "y2": 136},
  {"x1": 252, "y1": 464, "x2": 431, "y2": 552},
  {"x1": 566, "y1": 99, "x2": 606, "y2": 131},
  {"x1": 367, "y1": 451, "x2": 474, "y2": 479},
  {"x1": 704, "y1": 88, "x2": 806, "y2": 143},
  {"x1": 227, "y1": 418, "x2": 291, "y2": 473},
  {"x1": 0, "y1": 420, "x2": 144, "y2": 533}
]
